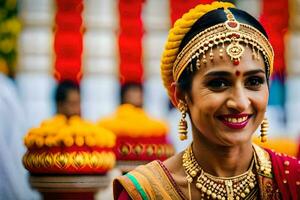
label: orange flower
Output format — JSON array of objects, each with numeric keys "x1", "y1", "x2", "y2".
[
  {"x1": 24, "y1": 115, "x2": 116, "y2": 148},
  {"x1": 98, "y1": 104, "x2": 169, "y2": 137}
]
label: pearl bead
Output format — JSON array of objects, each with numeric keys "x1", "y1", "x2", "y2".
[
  {"x1": 191, "y1": 170, "x2": 197, "y2": 177},
  {"x1": 249, "y1": 182, "x2": 255, "y2": 188},
  {"x1": 284, "y1": 161, "x2": 290, "y2": 166},
  {"x1": 211, "y1": 193, "x2": 217, "y2": 199},
  {"x1": 260, "y1": 166, "x2": 265, "y2": 171},
  {"x1": 245, "y1": 188, "x2": 250, "y2": 194},
  {"x1": 283, "y1": 179, "x2": 287, "y2": 184},
  {"x1": 207, "y1": 190, "x2": 212, "y2": 195}
]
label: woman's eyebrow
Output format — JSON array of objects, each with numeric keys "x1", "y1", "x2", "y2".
[
  {"x1": 244, "y1": 69, "x2": 265, "y2": 76},
  {"x1": 204, "y1": 71, "x2": 232, "y2": 77}
]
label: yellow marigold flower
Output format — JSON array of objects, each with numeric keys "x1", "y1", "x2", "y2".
[
  {"x1": 45, "y1": 136, "x2": 56, "y2": 147},
  {"x1": 28, "y1": 127, "x2": 44, "y2": 136},
  {"x1": 63, "y1": 136, "x2": 74, "y2": 147},
  {"x1": 24, "y1": 135, "x2": 35, "y2": 148},
  {"x1": 85, "y1": 135, "x2": 96, "y2": 147},
  {"x1": 99, "y1": 104, "x2": 169, "y2": 138},
  {"x1": 24, "y1": 115, "x2": 116, "y2": 148},
  {"x1": 69, "y1": 115, "x2": 82, "y2": 125},
  {"x1": 35, "y1": 136, "x2": 44, "y2": 148},
  {"x1": 75, "y1": 136, "x2": 84, "y2": 147},
  {"x1": 57, "y1": 126, "x2": 71, "y2": 137}
]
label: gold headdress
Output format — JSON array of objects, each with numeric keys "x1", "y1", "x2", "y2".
[{"x1": 160, "y1": 2, "x2": 274, "y2": 105}]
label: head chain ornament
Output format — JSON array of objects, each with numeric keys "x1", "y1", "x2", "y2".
[{"x1": 173, "y1": 8, "x2": 274, "y2": 82}]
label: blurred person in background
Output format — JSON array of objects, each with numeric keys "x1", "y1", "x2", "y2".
[
  {"x1": 54, "y1": 80, "x2": 81, "y2": 118},
  {"x1": 0, "y1": 69, "x2": 39, "y2": 199},
  {"x1": 120, "y1": 82, "x2": 143, "y2": 108}
]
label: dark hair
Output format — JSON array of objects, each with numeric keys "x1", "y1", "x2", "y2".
[
  {"x1": 54, "y1": 80, "x2": 80, "y2": 105},
  {"x1": 177, "y1": 7, "x2": 269, "y2": 92},
  {"x1": 120, "y1": 82, "x2": 143, "y2": 104}
]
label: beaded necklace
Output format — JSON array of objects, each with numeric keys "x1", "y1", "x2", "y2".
[{"x1": 183, "y1": 145, "x2": 258, "y2": 200}]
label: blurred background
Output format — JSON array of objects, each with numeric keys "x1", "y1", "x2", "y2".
[
  {"x1": 0, "y1": 0, "x2": 299, "y2": 198},
  {"x1": 3, "y1": 0, "x2": 298, "y2": 146}
]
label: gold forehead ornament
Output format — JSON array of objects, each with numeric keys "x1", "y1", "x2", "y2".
[{"x1": 173, "y1": 8, "x2": 274, "y2": 81}]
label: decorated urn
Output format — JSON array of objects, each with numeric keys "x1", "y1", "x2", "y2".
[
  {"x1": 99, "y1": 104, "x2": 174, "y2": 169},
  {"x1": 23, "y1": 115, "x2": 116, "y2": 174}
]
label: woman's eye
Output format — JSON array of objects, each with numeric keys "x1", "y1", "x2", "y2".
[
  {"x1": 245, "y1": 76, "x2": 265, "y2": 88},
  {"x1": 207, "y1": 79, "x2": 229, "y2": 90}
]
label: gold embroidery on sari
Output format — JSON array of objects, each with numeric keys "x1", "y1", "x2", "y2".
[
  {"x1": 254, "y1": 144, "x2": 281, "y2": 199},
  {"x1": 135, "y1": 161, "x2": 183, "y2": 200}
]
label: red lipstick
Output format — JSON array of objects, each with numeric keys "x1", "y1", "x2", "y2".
[{"x1": 218, "y1": 114, "x2": 251, "y2": 129}]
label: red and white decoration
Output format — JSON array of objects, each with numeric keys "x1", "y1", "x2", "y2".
[
  {"x1": 17, "y1": 0, "x2": 298, "y2": 139},
  {"x1": 54, "y1": 0, "x2": 83, "y2": 83}
]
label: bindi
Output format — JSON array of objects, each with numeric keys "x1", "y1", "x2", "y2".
[{"x1": 235, "y1": 70, "x2": 240, "y2": 76}]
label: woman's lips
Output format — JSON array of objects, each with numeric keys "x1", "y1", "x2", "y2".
[{"x1": 217, "y1": 114, "x2": 252, "y2": 129}]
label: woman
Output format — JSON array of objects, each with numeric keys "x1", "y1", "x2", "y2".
[{"x1": 113, "y1": 2, "x2": 300, "y2": 199}]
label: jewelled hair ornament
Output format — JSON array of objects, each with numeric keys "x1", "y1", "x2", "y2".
[
  {"x1": 224, "y1": 9, "x2": 244, "y2": 65},
  {"x1": 160, "y1": 2, "x2": 274, "y2": 104},
  {"x1": 173, "y1": 8, "x2": 274, "y2": 82}
]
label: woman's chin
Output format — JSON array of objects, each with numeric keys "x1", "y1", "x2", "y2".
[{"x1": 216, "y1": 131, "x2": 253, "y2": 147}]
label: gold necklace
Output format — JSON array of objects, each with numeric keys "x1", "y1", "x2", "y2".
[{"x1": 183, "y1": 146, "x2": 257, "y2": 200}]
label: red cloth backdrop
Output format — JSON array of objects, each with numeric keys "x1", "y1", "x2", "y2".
[
  {"x1": 118, "y1": 0, "x2": 144, "y2": 84},
  {"x1": 260, "y1": 0, "x2": 289, "y2": 78},
  {"x1": 170, "y1": 0, "x2": 213, "y2": 25},
  {"x1": 54, "y1": 0, "x2": 83, "y2": 83}
]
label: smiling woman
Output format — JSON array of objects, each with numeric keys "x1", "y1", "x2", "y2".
[
  {"x1": 113, "y1": 2, "x2": 300, "y2": 200},
  {"x1": 185, "y1": 47, "x2": 269, "y2": 147}
]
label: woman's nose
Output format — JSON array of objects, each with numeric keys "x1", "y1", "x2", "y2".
[{"x1": 226, "y1": 87, "x2": 250, "y2": 112}]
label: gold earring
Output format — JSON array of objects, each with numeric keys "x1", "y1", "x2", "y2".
[
  {"x1": 260, "y1": 118, "x2": 268, "y2": 143},
  {"x1": 178, "y1": 100, "x2": 188, "y2": 141}
]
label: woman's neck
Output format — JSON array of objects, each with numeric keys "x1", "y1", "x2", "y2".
[{"x1": 191, "y1": 134, "x2": 254, "y2": 177}]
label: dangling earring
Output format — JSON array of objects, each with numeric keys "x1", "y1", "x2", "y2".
[
  {"x1": 178, "y1": 100, "x2": 188, "y2": 141},
  {"x1": 260, "y1": 118, "x2": 268, "y2": 143}
]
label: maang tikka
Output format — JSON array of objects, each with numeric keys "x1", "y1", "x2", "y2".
[{"x1": 178, "y1": 100, "x2": 188, "y2": 141}]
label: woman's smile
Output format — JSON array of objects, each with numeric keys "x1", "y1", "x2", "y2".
[{"x1": 217, "y1": 113, "x2": 253, "y2": 129}]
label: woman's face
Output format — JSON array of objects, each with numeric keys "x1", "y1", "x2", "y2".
[{"x1": 185, "y1": 46, "x2": 268, "y2": 146}]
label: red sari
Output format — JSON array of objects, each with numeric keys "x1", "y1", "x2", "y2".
[{"x1": 266, "y1": 149, "x2": 300, "y2": 199}]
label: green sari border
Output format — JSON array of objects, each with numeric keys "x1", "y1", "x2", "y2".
[{"x1": 126, "y1": 173, "x2": 149, "y2": 200}]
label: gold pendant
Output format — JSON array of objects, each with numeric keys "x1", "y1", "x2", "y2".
[{"x1": 225, "y1": 180, "x2": 234, "y2": 200}]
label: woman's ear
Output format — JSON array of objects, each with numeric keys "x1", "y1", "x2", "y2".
[{"x1": 171, "y1": 82, "x2": 185, "y2": 107}]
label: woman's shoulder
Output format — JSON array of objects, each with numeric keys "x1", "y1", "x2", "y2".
[
  {"x1": 253, "y1": 144, "x2": 299, "y2": 175},
  {"x1": 254, "y1": 144, "x2": 300, "y2": 199},
  {"x1": 258, "y1": 145, "x2": 300, "y2": 169},
  {"x1": 113, "y1": 158, "x2": 186, "y2": 200}
]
